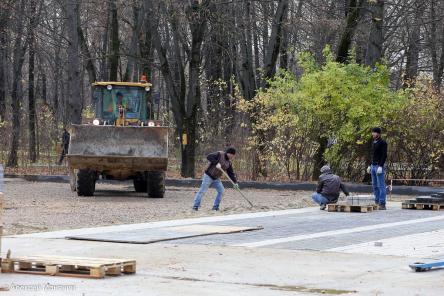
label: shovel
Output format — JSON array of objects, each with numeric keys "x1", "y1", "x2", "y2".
[{"x1": 217, "y1": 167, "x2": 254, "y2": 207}]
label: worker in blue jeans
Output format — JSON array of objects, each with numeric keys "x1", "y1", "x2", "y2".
[
  {"x1": 193, "y1": 147, "x2": 238, "y2": 211},
  {"x1": 367, "y1": 127, "x2": 388, "y2": 210}
]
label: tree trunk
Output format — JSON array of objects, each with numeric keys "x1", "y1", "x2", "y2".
[
  {"x1": 336, "y1": 0, "x2": 364, "y2": 63},
  {"x1": 429, "y1": 0, "x2": 444, "y2": 89},
  {"x1": 365, "y1": 0, "x2": 384, "y2": 67},
  {"x1": 64, "y1": 0, "x2": 82, "y2": 124},
  {"x1": 403, "y1": 1, "x2": 425, "y2": 86},
  {"x1": 100, "y1": 9, "x2": 110, "y2": 81},
  {"x1": 263, "y1": 0, "x2": 289, "y2": 81},
  {"x1": 28, "y1": 0, "x2": 37, "y2": 163},
  {"x1": 7, "y1": 0, "x2": 27, "y2": 167},
  {"x1": 0, "y1": 1, "x2": 10, "y2": 121},
  {"x1": 180, "y1": 116, "x2": 197, "y2": 178},
  {"x1": 125, "y1": 2, "x2": 147, "y2": 82},
  {"x1": 180, "y1": 1, "x2": 208, "y2": 178},
  {"x1": 109, "y1": 0, "x2": 119, "y2": 81},
  {"x1": 78, "y1": 25, "x2": 97, "y2": 83},
  {"x1": 237, "y1": 1, "x2": 256, "y2": 101},
  {"x1": 312, "y1": 137, "x2": 328, "y2": 180}
]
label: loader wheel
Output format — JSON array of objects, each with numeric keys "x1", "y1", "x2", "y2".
[
  {"x1": 76, "y1": 169, "x2": 96, "y2": 196},
  {"x1": 146, "y1": 171, "x2": 165, "y2": 198},
  {"x1": 69, "y1": 169, "x2": 77, "y2": 192},
  {"x1": 133, "y1": 173, "x2": 147, "y2": 193}
]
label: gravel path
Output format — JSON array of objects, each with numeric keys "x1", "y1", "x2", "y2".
[{"x1": 1, "y1": 178, "x2": 315, "y2": 235}]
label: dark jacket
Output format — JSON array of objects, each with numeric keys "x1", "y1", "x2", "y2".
[
  {"x1": 371, "y1": 138, "x2": 388, "y2": 167},
  {"x1": 316, "y1": 172, "x2": 349, "y2": 202},
  {"x1": 204, "y1": 151, "x2": 237, "y2": 183},
  {"x1": 61, "y1": 130, "x2": 70, "y2": 148}
]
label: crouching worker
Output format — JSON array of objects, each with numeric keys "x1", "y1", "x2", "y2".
[
  {"x1": 193, "y1": 147, "x2": 238, "y2": 211},
  {"x1": 312, "y1": 165, "x2": 349, "y2": 210}
]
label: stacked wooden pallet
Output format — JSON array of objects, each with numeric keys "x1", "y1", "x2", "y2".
[
  {"x1": 327, "y1": 203, "x2": 378, "y2": 213},
  {"x1": 402, "y1": 193, "x2": 444, "y2": 211},
  {"x1": 1, "y1": 255, "x2": 136, "y2": 279}
]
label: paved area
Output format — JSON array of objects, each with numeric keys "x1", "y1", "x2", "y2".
[
  {"x1": 2, "y1": 202, "x2": 444, "y2": 295},
  {"x1": 21, "y1": 202, "x2": 444, "y2": 258}
]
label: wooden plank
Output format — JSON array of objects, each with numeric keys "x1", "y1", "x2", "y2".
[
  {"x1": 327, "y1": 204, "x2": 337, "y2": 212},
  {"x1": 45, "y1": 265, "x2": 59, "y2": 275},
  {"x1": 1, "y1": 260, "x2": 13, "y2": 273},
  {"x1": 123, "y1": 262, "x2": 136, "y2": 274},
  {"x1": 90, "y1": 267, "x2": 105, "y2": 278}
]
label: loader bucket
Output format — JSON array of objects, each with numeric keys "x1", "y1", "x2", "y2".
[{"x1": 67, "y1": 124, "x2": 168, "y2": 172}]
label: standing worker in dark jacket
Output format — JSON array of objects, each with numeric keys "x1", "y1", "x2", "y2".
[
  {"x1": 58, "y1": 128, "x2": 70, "y2": 165},
  {"x1": 312, "y1": 165, "x2": 349, "y2": 210},
  {"x1": 367, "y1": 127, "x2": 388, "y2": 210},
  {"x1": 192, "y1": 147, "x2": 238, "y2": 211}
]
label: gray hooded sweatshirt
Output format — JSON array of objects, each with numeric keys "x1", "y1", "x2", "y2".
[{"x1": 316, "y1": 168, "x2": 349, "y2": 202}]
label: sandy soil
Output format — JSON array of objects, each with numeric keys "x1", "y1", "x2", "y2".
[{"x1": 1, "y1": 178, "x2": 317, "y2": 235}]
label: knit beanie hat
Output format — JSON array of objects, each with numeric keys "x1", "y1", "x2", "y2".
[
  {"x1": 225, "y1": 147, "x2": 236, "y2": 155},
  {"x1": 320, "y1": 165, "x2": 331, "y2": 174},
  {"x1": 371, "y1": 127, "x2": 382, "y2": 134}
]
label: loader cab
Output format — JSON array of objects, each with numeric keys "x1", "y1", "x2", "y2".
[{"x1": 92, "y1": 82, "x2": 153, "y2": 126}]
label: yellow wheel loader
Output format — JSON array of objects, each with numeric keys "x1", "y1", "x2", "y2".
[{"x1": 67, "y1": 81, "x2": 168, "y2": 198}]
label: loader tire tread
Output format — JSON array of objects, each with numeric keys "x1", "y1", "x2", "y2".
[
  {"x1": 134, "y1": 173, "x2": 148, "y2": 193},
  {"x1": 76, "y1": 169, "x2": 96, "y2": 196},
  {"x1": 147, "y1": 171, "x2": 165, "y2": 198}
]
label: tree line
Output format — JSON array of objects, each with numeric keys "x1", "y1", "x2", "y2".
[{"x1": 0, "y1": 0, "x2": 443, "y2": 181}]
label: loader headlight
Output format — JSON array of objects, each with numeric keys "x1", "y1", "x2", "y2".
[
  {"x1": 145, "y1": 86, "x2": 151, "y2": 92},
  {"x1": 107, "y1": 85, "x2": 112, "y2": 90},
  {"x1": 93, "y1": 119, "x2": 100, "y2": 126},
  {"x1": 148, "y1": 121, "x2": 155, "y2": 127}
]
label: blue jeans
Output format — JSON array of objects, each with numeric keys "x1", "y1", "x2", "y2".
[
  {"x1": 371, "y1": 164, "x2": 386, "y2": 205},
  {"x1": 312, "y1": 193, "x2": 330, "y2": 206},
  {"x1": 193, "y1": 174, "x2": 224, "y2": 208}
]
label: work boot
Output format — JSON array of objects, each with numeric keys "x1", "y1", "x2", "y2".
[
  {"x1": 212, "y1": 206, "x2": 219, "y2": 211},
  {"x1": 378, "y1": 204, "x2": 387, "y2": 210},
  {"x1": 320, "y1": 204, "x2": 326, "y2": 211},
  {"x1": 192, "y1": 206, "x2": 199, "y2": 211}
]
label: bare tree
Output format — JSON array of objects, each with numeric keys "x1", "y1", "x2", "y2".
[
  {"x1": 64, "y1": 0, "x2": 82, "y2": 124},
  {"x1": 7, "y1": 0, "x2": 28, "y2": 167},
  {"x1": 0, "y1": 1, "x2": 12, "y2": 121}
]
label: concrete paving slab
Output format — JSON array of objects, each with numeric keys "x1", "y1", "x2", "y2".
[
  {"x1": 11, "y1": 207, "x2": 317, "y2": 239},
  {"x1": 66, "y1": 225, "x2": 262, "y2": 244}
]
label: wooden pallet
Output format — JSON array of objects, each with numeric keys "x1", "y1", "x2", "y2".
[
  {"x1": 1, "y1": 255, "x2": 136, "y2": 279},
  {"x1": 402, "y1": 202, "x2": 444, "y2": 211},
  {"x1": 327, "y1": 203, "x2": 378, "y2": 213}
]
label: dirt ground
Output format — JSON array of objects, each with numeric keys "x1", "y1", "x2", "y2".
[
  {"x1": 0, "y1": 178, "x2": 411, "y2": 235},
  {"x1": 0, "y1": 178, "x2": 314, "y2": 235}
]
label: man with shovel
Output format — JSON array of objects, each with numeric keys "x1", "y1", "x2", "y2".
[{"x1": 192, "y1": 147, "x2": 239, "y2": 211}]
